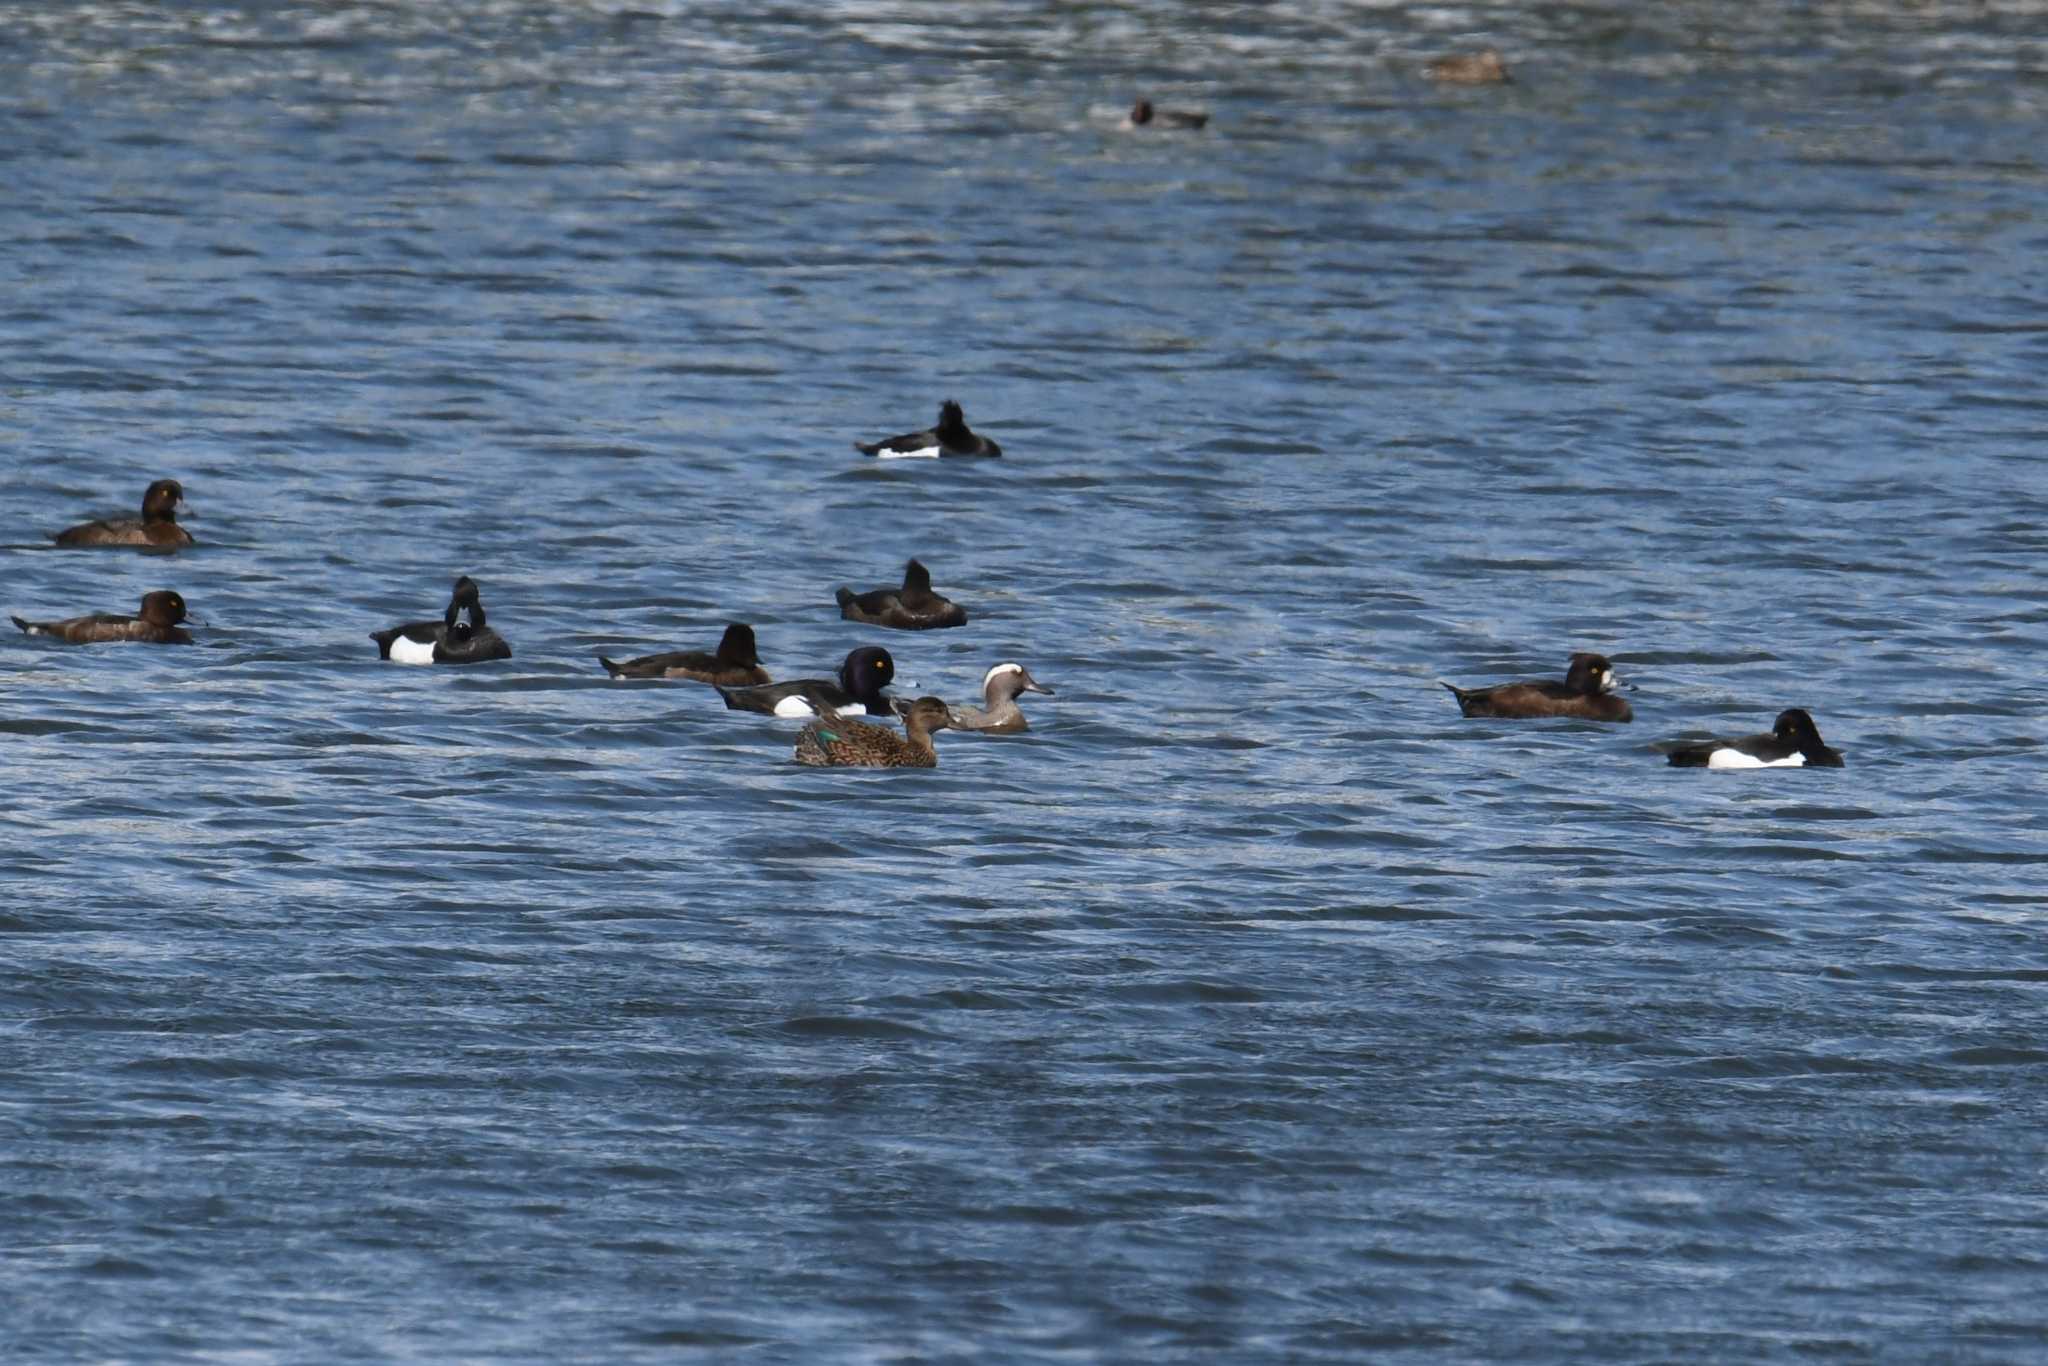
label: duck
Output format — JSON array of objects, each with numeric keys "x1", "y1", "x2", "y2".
[
  {"x1": 717, "y1": 645, "x2": 896, "y2": 719},
  {"x1": 795, "y1": 696, "x2": 959, "y2": 768},
  {"x1": 13, "y1": 589, "x2": 195, "y2": 644},
  {"x1": 1425, "y1": 49, "x2": 1512, "y2": 84},
  {"x1": 598, "y1": 623, "x2": 769, "y2": 686},
  {"x1": 1666, "y1": 708, "x2": 1844, "y2": 769},
  {"x1": 1125, "y1": 99, "x2": 1209, "y2": 130},
  {"x1": 935, "y1": 662, "x2": 1055, "y2": 734},
  {"x1": 52, "y1": 478, "x2": 193, "y2": 548},
  {"x1": 835, "y1": 559, "x2": 968, "y2": 630},
  {"x1": 370, "y1": 575, "x2": 512, "y2": 665},
  {"x1": 1441, "y1": 652, "x2": 1632, "y2": 722},
  {"x1": 855, "y1": 400, "x2": 1003, "y2": 458}
]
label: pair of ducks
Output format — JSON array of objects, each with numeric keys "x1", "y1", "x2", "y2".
[
  {"x1": 604, "y1": 629, "x2": 1054, "y2": 767},
  {"x1": 1443, "y1": 652, "x2": 1845, "y2": 769},
  {"x1": 13, "y1": 482, "x2": 199, "y2": 642}
]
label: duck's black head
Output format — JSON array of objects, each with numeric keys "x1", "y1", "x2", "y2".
[
  {"x1": 142, "y1": 480, "x2": 186, "y2": 522},
  {"x1": 447, "y1": 576, "x2": 486, "y2": 627},
  {"x1": 1564, "y1": 652, "x2": 1620, "y2": 695},
  {"x1": 841, "y1": 646, "x2": 896, "y2": 700},
  {"x1": 1774, "y1": 709, "x2": 1824, "y2": 747},
  {"x1": 716, "y1": 623, "x2": 760, "y2": 666},
  {"x1": 139, "y1": 590, "x2": 188, "y2": 627}
]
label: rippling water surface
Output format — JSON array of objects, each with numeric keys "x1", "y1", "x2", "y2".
[{"x1": 5, "y1": 2, "x2": 2047, "y2": 1360}]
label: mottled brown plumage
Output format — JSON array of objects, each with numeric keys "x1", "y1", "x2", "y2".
[
  {"x1": 1425, "y1": 50, "x2": 1511, "y2": 84},
  {"x1": 795, "y1": 696, "x2": 958, "y2": 768},
  {"x1": 52, "y1": 479, "x2": 193, "y2": 548},
  {"x1": 13, "y1": 590, "x2": 195, "y2": 644},
  {"x1": 598, "y1": 623, "x2": 769, "y2": 686}
]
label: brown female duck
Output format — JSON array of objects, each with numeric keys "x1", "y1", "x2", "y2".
[
  {"x1": 53, "y1": 479, "x2": 193, "y2": 548},
  {"x1": 13, "y1": 589, "x2": 195, "y2": 644},
  {"x1": 795, "y1": 696, "x2": 959, "y2": 768}
]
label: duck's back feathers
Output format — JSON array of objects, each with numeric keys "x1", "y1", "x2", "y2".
[
  {"x1": 1127, "y1": 99, "x2": 1209, "y2": 129},
  {"x1": 1667, "y1": 709, "x2": 1843, "y2": 769},
  {"x1": 796, "y1": 697, "x2": 957, "y2": 768},
  {"x1": 855, "y1": 400, "x2": 1002, "y2": 458},
  {"x1": 835, "y1": 559, "x2": 968, "y2": 630},
  {"x1": 13, "y1": 590, "x2": 193, "y2": 644},
  {"x1": 946, "y1": 662, "x2": 1055, "y2": 733},
  {"x1": 599, "y1": 623, "x2": 767, "y2": 685},
  {"x1": 373, "y1": 576, "x2": 510, "y2": 665},
  {"x1": 1426, "y1": 50, "x2": 1512, "y2": 84},
  {"x1": 718, "y1": 646, "x2": 895, "y2": 718},
  {"x1": 53, "y1": 479, "x2": 192, "y2": 548},
  {"x1": 1441, "y1": 652, "x2": 1631, "y2": 722}
]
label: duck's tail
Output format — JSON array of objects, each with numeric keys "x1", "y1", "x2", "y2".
[
  {"x1": 1439, "y1": 681, "x2": 1476, "y2": 716},
  {"x1": 12, "y1": 616, "x2": 40, "y2": 635},
  {"x1": 597, "y1": 654, "x2": 628, "y2": 679}
]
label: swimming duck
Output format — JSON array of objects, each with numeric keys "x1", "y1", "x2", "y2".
[
  {"x1": 1666, "y1": 708, "x2": 1844, "y2": 769},
  {"x1": 1126, "y1": 99, "x2": 1209, "y2": 130},
  {"x1": 371, "y1": 576, "x2": 512, "y2": 665},
  {"x1": 1425, "y1": 50, "x2": 1512, "y2": 84},
  {"x1": 795, "y1": 696, "x2": 959, "y2": 768},
  {"x1": 836, "y1": 559, "x2": 968, "y2": 630},
  {"x1": 13, "y1": 589, "x2": 195, "y2": 644},
  {"x1": 598, "y1": 623, "x2": 769, "y2": 686},
  {"x1": 855, "y1": 400, "x2": 1003, "y2": 458},
  {"x1": 717, "y1": 645, "x2": 896, "y2": 719},
  {"x1": 934, "y1": 662, "x2": 1055, "y2": 733},
  {"x1": 52, "y1": 479, "x2": 193, "y2": 548},
  {"x1": 1441, "y1": 652, "x2": 1632, "y2": 723}
]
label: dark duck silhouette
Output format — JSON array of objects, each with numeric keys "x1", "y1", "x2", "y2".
[
  {"x1": 835, "y1": 559, "x2": 968, "y2": 631},
  {"x1": 1126, "y1": 99, "x2": 1208, "y2": 130},
  {"x1": 855, "y1": 400, "x2": 1002, "y2": 458},
  {"x1": 1441, "y1": 652, "x2": 1631, "y2": 723},
  {"x1": 598, "y1": 623, "x2": 769, "y2": 686}
]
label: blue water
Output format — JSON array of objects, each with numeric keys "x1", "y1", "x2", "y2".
[{"x1": 4, "y1": 3, "x2": 2047, "y2": 1360}]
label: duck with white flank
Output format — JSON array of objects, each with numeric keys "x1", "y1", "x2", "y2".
[
  {"x1": 1665, "y1": 709, "x2": 1844, "y2": 769},
  {"x1": 717, "y1": 646, "x2": 896, "y2": 719},
  {"x1": 855, "y1": 400, "x2": 1002, "y2": 458},
  {"x1": 371, "y1": 576, "x2": 512, "y2": 665}
]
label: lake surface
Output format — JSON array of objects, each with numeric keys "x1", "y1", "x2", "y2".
[{"x1": 4, "y1": 2, "x2": 2047, "y2": 1360}]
